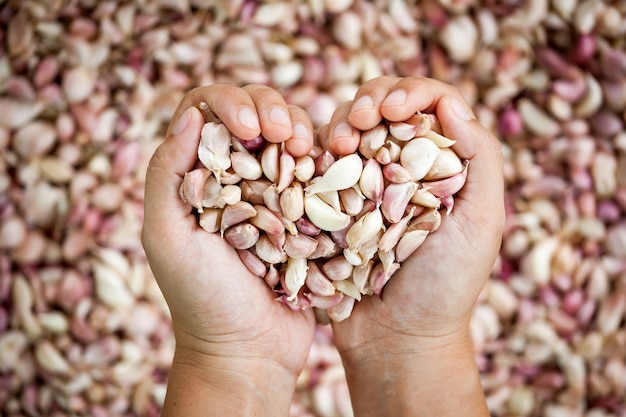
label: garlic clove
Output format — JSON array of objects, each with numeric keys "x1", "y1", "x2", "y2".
[
  {"x1": 255, "y1": 234, "x2": 287, "y2": 264},
  {"x1": 260, "y1": 143, "x2": 280, "y2": 183},
  {"x1": 309, "y1": 233, "x2": 339, "y2": 259},
  {"x1": 359, "y1": 158, "x2": 384, "y2": 204},
  {"x1": 179, "y1": 168, "x2": 210, "y2": 213},
  {"x1": 230, "y1": 151, "x2": 263, "y2": 180},
  {"x1": 346, "y1": 207, "x2": 383, "y2": 251},
  {"x1": 326, "y1": 294, "x2": 356, "y2": 322},
  {"x1": 424, "y1": 148, "x2": 464, "y2": 180},
  {"x1": 359, "y1": 124, "x2": 387, "y2": 158},
  {"x1": 285, "y1": 257, "x2": 308, "y2": 301},
  {"x1": 334, "y1": 279, "x2": 362, "y2": 301},
  {"x1": 284, "y1": 233, "x2": 318, "y2": 259},
  {"x1": 250, "y1": 205, "x2": 285, "y2": 235},
  {"x1": 395, "y1": 230, "x2": 429, "y2": 262},
  {"x1": 294, "y1": 155, "x2": 315, "y2": 182},
  {"x1": 198, "y1": 122, "x2": 232, "y2": 183},
  {"x1": 381, "y1": 181, "x2": 419, "y2": 223},
  {"x1": 423, "y1": 161, "x2": 469, "y2": 197},
  {"x1": 407, "y1": 208, "x2": 442, "y2": 233},
  {"x1": 199, "y1": 208, "x2": 223, "y2": 234},
  {"x1": 400, "y1": 137, "x2": 440, "y2": 181},
  {"x1": 322, "y1": 256, "x2": 354, "y2": 280},
  {"x1": 339, "y1": 187, "x2": 365, "y2": 217},
  {"x1": 410, "y1": 186, "x2": 441, "y2": 208},
  {"x1": 220, "y1": 201, "x2": 257, "y2": 234},
  {"x1": 276, "y1": 149, "x2": 296, "y2": 193},
  {"x1": 262, "y1": 183, "x2": 282, "y2": 213},
  {"x1": 313, "y1": 150, "x2": 336, "y2": 176},
  {"x1": 382, "y1": 162, "x2": 412, "y2": 183},
  {"x1": 237, "y1": 249, "x2": 267, "y2": 277},
  {"x1": 353, "y1": 260, "x2": 374, "y2": 294},
  {"x1": 305, "y1": 292, "x2": 344, "y2": 309},
  {"x1": 379, "y1": 207, "x2": 415, "y2": 252},
  {"x1": 280, "y1": 183, "x2": 305, "y2": 222},
  {"x1": 224, "y1": 223, "x2": 260, "y2": 249},
  {"x1": 304, "y1": 194, "x2": 351, "y2": 231},
  {"x1": 305, "y1": 262, "x2": 337, "y2": 296},
  {"x1": 424, "y1": 129, "x2": 456, "y2": 147},
  {"x1": 305, "y1": 154, "x2": 363, "y2": 195}
]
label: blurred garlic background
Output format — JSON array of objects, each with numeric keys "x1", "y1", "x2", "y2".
[{"x1": 0, "y1": 0, "x2": 625, "y2": 416}]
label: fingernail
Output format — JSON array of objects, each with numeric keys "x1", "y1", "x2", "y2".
[
  {"x1": 172, "y1": 107, "x2": 192, "y2": 134},
  {"x1": 238, "y1": 107, "x2": 260, "y2": 130},
  {"x1": 451, "y1": 97, "x2": 474, "y2": 121},
  {"x1": 332, "y1": 121, "x2": 353, "y2": 137},
  {"x1": 269, "y1": 106, "x2": 291, "y2": 127},
  {"x1": 352, "y1": 95, "x2": 373, "y2": 111},
  {"x1": 293, "y1": 122, "x2": 312, "y2": 141},
  {"x1": 383, "y1": 90, "x2": 406, "y2": 106}
]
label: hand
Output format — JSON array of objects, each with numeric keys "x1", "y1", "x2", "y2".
[
  {"x1": 320, "y1": 76, "x2": 505, "y2": 416},
  {"x1": 142, "y1": 84, "x2": 316, "y2": 416}
]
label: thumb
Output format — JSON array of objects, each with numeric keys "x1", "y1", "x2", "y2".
[
  {"x1": 435, "y1": 96, "x2": 505, "y2": 232},
  {"x1": 143, "y1": 106, "x2": 205, "y2": 233}
]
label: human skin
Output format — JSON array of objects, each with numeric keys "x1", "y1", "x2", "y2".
[
  {"x1": 322, "y1": 76, "x2": 505, "y2": 417},
  {"x1": 142, "y1": 84, "x2": 317, "y2": 417},
  {"x1": 142, "y1": 77, "x2": 504, "y2": 417}
]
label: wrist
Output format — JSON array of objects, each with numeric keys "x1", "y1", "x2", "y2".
[
  {"x1": 162, "y1": 345, "x2": 297, "y2": 417},
  {"x1": 340, "y1": 330, "x2": 489, "y2": 417}
]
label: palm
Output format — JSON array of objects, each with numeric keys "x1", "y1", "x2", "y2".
[{"x1": 146, "y1": 209, "x2": 316, "y2": 375}]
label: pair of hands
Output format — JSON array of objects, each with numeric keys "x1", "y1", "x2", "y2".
[{"x1": 142, "y1": 76, "x2": 505, "y2": 416}]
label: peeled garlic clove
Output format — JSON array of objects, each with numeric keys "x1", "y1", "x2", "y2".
[
  {"x1": 250, "y1": 205, "x2": 285, "y2": 235},
  {"x1": 322, "y1": 256, "x2": 354, "y2": 280},
  {"x1": 334, "y1": 279, "x2": 361, "y2": 301},
  {"x1": 379, "y1": 207, "x2": 415, "y2": 252},
  {"x1": 237, "y1": 249, "x2": 267, "y2": 277},
  {"x1": 179, "y1": 168, "x2": 210, "y2": 212},
  {"x1": 305, "y1": 262, "x2": 337, "y2": 296},
  {"x1": 276, "y1": 149, "x2": 296, "y2": 193},
  {"x1": 304, "y1": 194, "x2": 351, "y2": 231},
  {"x1": 280, "y1": 183, "x2": 304, "y2": 222},
  {"x1": 224, "y1": 223, "x2": 260, "y2": 249},
  {"x1": 346, "y1": 208, "x2": 383, "y2": 251},
  {"x1": 359, "y1": 124, "x2": 387, "y2": 158},
  {"x1": 424, "y1": 130, "x2": 456, "y2": 147},
  {"x1": 285, "y1": 257, "x2": 308, "y2": 301},
  {"x1": 199, "y1": 208, "x2": 222, "y2": 234},
  {"x1": 400, "y1": 138, "x2": 440, "y2": 181},
  {"x1": 396, "y1": 230, "x2": 429, "y2": 262},
  {"x1": 423, "y1": 161, "x2": 468, "y2": 197},
  {"x1": 424, "y1": 148, "x2": 464, "y2": 180},
  {"x1": 230, "y1": 151, "x2": 263, "y2": 180},
  {"x1": 284, "y1": 233, "x2": 318, "y2": 258},
  {"x1": 260, "y1": 143, "x2": 280, "y2": 183},
  {"x1": 410, "y1": 186, "x2": 441, "y2": 208},
  {"x1": 198, "y1": 122, "x2": 232, "y2": 183},
  {"x1": 381, "y1": 181, "x2": 419, "y2": 223},
  {"x1": 220, "y1": 201, "x2": 257, "y2": 234},
  {"x1": 327, "y1": 295, "x2": 356, "y2": 322},
  {"x1": 305, "y1": 154, "x2": 363, "y2": 195},
  {"x1": 294, "y1": 155, "x2": 315, "y2": 182},
  {"x1": 359, "y1": 159, "x2": 384, "y2": 204},
  {"x1": 255, "y1": 234, "x2": 287, "y2": 264}
]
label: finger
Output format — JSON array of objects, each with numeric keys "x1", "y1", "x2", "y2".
[
  {"x1": 144, "y1": 106, "x2": 205, "y2": 234},
  {"x1": 347, "y1": 75, "x2": 401, "y2": 130},
  {"x1": 166, "y1": 84, "x2": 261, "y2": 140},
  {"x1": 325, "y1": 101, "x2": 361, "y2": 155},
  {"x1": 380, "y1": 77, "x2": 467, "y2": 122},
  {"x1": 285, "y1": 105, "x2": 314, "y2": 157},
  {"x1": 436, "y1": 95, "x2": 505, "y2": 235},
  {"x1": 243, "y1": 84, "x2": 294, "y2": 143}
]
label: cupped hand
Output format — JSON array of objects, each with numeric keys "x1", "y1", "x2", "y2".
[
  {"x1": 321, "y1": 76, "x2": 505, "y2": 357},
  {"x1": 142, "y1": 84, "x2": 316, "y2": 380}
]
